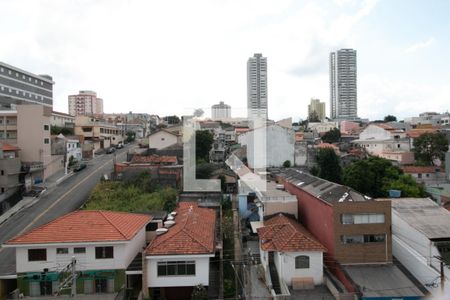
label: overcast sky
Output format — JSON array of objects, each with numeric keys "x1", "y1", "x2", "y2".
[{"x1": 1, "y1": 0, "x2": 449, "y2": 121}]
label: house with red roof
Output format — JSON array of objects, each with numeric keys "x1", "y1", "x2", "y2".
[
  {"x1": 3, "y1": 210, "x2": 152, "y2": 297},
  {"x1": 144, "y1": 202, "x2": 217, "y2": 300},
  {"x1": 257, "y1": 213, "x2": 326, "y2": 295}
]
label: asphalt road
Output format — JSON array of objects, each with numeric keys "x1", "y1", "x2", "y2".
[{"x1": 0, "y1": 146, "x2": 133, "y2": 277}]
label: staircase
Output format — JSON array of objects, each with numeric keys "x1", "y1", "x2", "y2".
[{"x1": 268, "y1": 252, "x2": 282, "y2": 295}]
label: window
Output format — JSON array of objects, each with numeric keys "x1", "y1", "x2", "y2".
[
  {"x1": 295, "y1": 256, "x2": 310, "y2": 269},
  {"x1": 28, "y1": 249, "x2": 47, "y2": 261},
  {"x1": 157, "y1": 261, "x2": 195, "y2": 276},
  {"x1": 1, "y1": 170, "x2": 4, "y2": 176},
  {"x1": 56, "y1": 248, "x2": 69, "y2": 255},
  {"x1": 341, "y1": 213, "x2": 384, "y2": 224},
  {"x1": 418, "y1": 173, "x2": 422, "y2": 179},
  {"x1": 44, "y1": 125, "x2": 49, "y2": 131},
  {"x1": 342, "y1": 234, "x2": 385, "y2": 244},
  {"x1": 95, "y1": 246, "x2": 114, "y2": 259},
  {"x1": 44, "y1": 138, "x2": 49, "y2": 144},
  {"x1": 74, "y1": 247, "x2": 86, "y2": 254}
]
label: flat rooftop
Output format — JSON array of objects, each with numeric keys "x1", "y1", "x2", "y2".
[
  {"x1": 344, "y1": 264, "x2": 424, "y2": 298},
  {"x1": 389, "y1": 197, "x2": 450, "y2": 240}
]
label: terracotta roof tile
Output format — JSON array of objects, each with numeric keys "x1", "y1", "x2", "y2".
[
  {"x1": 406, "y1": 129, "x2": 438, "y2": 138},
  {"x1": 0, "y1": 143, "x2": 20, "y2": 151},
  {"x1": 403, "y1": 166, "x2": 442, "y2": 174},
  {"x1": 131, "y1": 154, "x2": 177, "y2": 164},
  {"x1": 146, "y1": 202, "x2": 216, "y2": 255},
  {"x1": 6, "y1": 211, "x2": 151, "y2": 245},
  {"x1": 257, "y1": 214, "x2": 326, "y2": 252}
]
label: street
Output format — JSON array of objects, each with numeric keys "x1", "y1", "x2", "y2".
[{"x1": 0, "y1": 146, "x2": 132, "y2": 277}]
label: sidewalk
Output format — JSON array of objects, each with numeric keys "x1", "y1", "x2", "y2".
[{"x1": 0, "y1": 169, "x2": 74, "y2": 226}]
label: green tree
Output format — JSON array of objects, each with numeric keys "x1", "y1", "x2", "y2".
[
  {"x1": 191, "y1": 284, "x2": 208, "y2": 300},
  {"x1": 413, "y1": 132, "x2": 449, "y2": 166},
  {"x1": 51, "y1": 126, "x2": 74, "y2": 136},
  {"x1": 163, "y1": 115, "x2": 181, "y2": 125},
  {"x1": 125, "y1": 131, "x2": 136, "y2": 143},
  {"x1": 283, "y1": 160, "x2": 291, "y2": 168},
  {"x1": 321, "y1": 128, "x2": 341, "y2": 143},
  {"x1": 195, "y1": 130, "x2": 214, "y2": 161},
  {"x1": 196, "y1": 161, "x2": 215, "y2": 179},
  {"x1": 316, "y1": 148, "x2": 342, "y2": 183},
  {"x1": 308, "y1": 111, "x2": 320, "y2": 122},
  {"x1": 384, "y1": 115, "x2": 397, "y2": 122},
  {"x1": 384, "y1": 174, "x2": 426, "y2": 197},
  {"x1": 343, "y1": 156, "x2": 425, "y2": 198}
]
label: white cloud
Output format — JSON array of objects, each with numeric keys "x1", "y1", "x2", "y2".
[
  {"x1": 359, "y1": 73, "x2": 450, "y2": 121},
  {"x1": 0, "y1": 0, "x2": 382, "y2": 120},
  {"x1": 405, "y1": 37, "x2": 435, "y2": 53}
]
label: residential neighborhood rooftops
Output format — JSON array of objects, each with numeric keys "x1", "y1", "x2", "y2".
[
  {"x1": 5, "y1": 210, "x2": 152, "y2": 245},
  {"x1": 389, "y1": 197, "x2": 450, "y2": 240},
  {"x1": 131, "y1": 154, "x2": 177, "y2": 164},
  {"x1": 257, "y1": 213, "x2": 326, "y2": 252},
  {"x1": 281, "y1": 169, "x2": 370, "y2": 203},
  {"x1": 145, "y1": 202, "x2": 216, "y2": 256},
  {"x1": 402, "y1": 166, "x2": 442, "y2": 174}
]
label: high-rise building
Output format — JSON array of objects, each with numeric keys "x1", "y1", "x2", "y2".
[
  {"x1": 211, "y1": 101, "x2": 231, "y2": 120},
  {"x1": 330, "y1": 49, "x2": 357, "y2": 120},
  {"x1": 308, "y1": 98, "x2": 326, "y2": 122},
  {"x1": 68, "y1": 90, "x2": 104, "y2": 116},
  {"x1": 0, "y1": 61, "x2": 54, "y2": 109},
  {"x1": 247, "y1": 53, "x2": 268, "y2": 120}
]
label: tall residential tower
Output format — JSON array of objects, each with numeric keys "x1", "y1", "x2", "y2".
[
  {"x1": 330, "y1": 49, "x2": 357, "y2": 120},
  {"x1": 247, "y1": 53, "x2": 268, "y2": 120}
]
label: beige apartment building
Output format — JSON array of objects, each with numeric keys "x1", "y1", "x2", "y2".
[
  {"x1": 74, "y1": 116, "x2": 123, "y2": 152},
  {"x1": 0, "y1": 105, "x2": 59, "y2": 182}
]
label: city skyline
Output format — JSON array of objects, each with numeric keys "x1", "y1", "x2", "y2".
[{"x1": 1, "y1": 0, "x2": 450, "y2": 121}]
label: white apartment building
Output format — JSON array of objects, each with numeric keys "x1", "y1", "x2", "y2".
[
  {"x1": 330, "y1": 49, "x2": 357, "y2": 120},
  {"x1": 247, "y1": 53, "x2": 268, "y2": 120},
  {"x1": 211, "y1": 101, "x2": 231, "y2": 120}
]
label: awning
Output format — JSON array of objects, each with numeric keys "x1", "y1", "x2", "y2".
[{"x1": 250, "y1": 221, "x2": 264, "y2": 234}]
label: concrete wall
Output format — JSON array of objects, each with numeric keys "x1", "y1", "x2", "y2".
[
  {"x1": 0, "y1": 157, "x2": 21, "y2": 193},
  {"x1": 238, "y1": 125, "x2": 294, "y2": 168},
  {"x1": 146, "y1": 255, "x2": 212, "y2": 287},
  {"x1": 149, "y1": 131, "x2": 178, "y2": 150}
]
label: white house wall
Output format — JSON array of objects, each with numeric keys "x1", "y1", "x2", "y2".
[
  {"x1": 275, "y1": 251, "x2": 324, "y2": 286},
  {"x1": 238, "y1": 125, "x2": 294, "y2": 168},
  {"x1": 146, "y1": 255, "x2": 212, "y2": 287},
  {"x1": 149, "y1": 131, "x2": 178, "y2": 150},
  {"x1": 15, "y1": 230, "x2": 146, "y2": 273},
  {"x1": 260, "y1": 248, "x2": 323, "y2": 287}
]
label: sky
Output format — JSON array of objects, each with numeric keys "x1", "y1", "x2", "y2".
[{"x1": 1, "y1": 0, "x2": 450, "y2": 121}]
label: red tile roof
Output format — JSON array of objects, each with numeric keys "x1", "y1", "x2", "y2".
[
  {"x1": 406, "y1": 128, "x2": 438, "y2": 138},
  {"x1": 0, "y1": 143, "x2": 20, "y2": 151},
  {"x1": 6, "y1": 211, "x2": 151, "y2": 245},
  {"x1": 374, "y1": 123, "x2": 395, "y2": 130},
  {"x1": 403, "y1": 166, "x2": 442, "y2": 174},
  {"x1": 131, "y1": 154, "x2": 177, "y2": 164},
  {"x1": 257, "y1": 214, "x2": 326, "y2": 252},
  {"x1": 146, "y1": 202, "x2": 216, "y2": 256}
]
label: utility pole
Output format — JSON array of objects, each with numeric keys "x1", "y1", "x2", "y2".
[
  {"x1": 440, "y1": 258, "x2": 445, "y2": 294},
  {"x1": 71, "y1": 256, "x2": 76, "y2": 298}
]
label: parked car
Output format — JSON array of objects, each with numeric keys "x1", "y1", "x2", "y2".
[
  {"x1": 116, "y1": 143, "x2": 124, "y2": 149},
  {"x1": 106, "y1": 147, "x2": 116, "y2": 154},
  {"x1": 73, "y1": 163, "x2": 87, "y2": 172}
]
